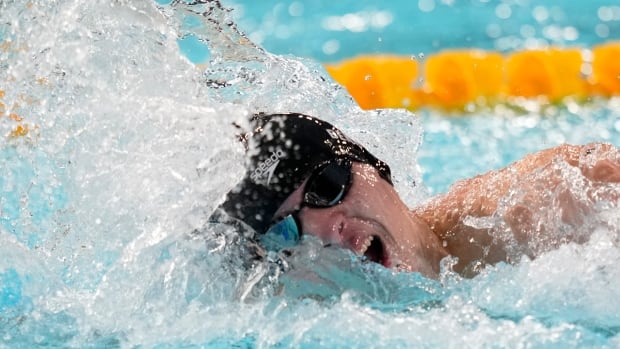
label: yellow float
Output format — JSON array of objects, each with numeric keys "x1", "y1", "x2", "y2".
[
  {"x1": 325, "y1": 41, "x2": 620, "y2": 111},
  {"x1": 0, "y1": 89, "x2": 32, "y2": 139},
  {"x1": 325, "y1": 55, "x2": 420, "y2": 110},
  {"x1": 591, "y1": 42, "x2": 620, "y2": 96}
]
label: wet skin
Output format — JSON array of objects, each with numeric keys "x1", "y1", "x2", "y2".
[
  {"x1": 274, "y1": 162, "x2": 448, "y2": 278},
  {"x1": 274, "y1": 143, "x2": 620, "y2": 278}
]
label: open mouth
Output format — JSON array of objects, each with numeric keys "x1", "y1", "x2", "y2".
[{"x1": 360, "y1": 235, "x2": 387, "y2": 267}]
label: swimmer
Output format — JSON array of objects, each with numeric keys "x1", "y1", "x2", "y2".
[{"x1": 217, "y1": 113, "x2": 620, "y2": 278}]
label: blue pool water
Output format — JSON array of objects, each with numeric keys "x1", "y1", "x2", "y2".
[
  {"x1": 1, "y1": 0, "x2": 620, "y2": 348},
  {"x1": 224, "y1": 0, "x2": 620, "y2": 62}
]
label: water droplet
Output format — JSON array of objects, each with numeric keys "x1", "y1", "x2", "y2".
[{"x1": 495, "y1": 3, "x2": 512, "y2": 19}]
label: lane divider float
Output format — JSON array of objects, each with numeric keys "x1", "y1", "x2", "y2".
[
  {"x1": 0, "y1": 86, "x2": 41, "y2": 140},
  {"x1": 324, "y1": 41, "x2": 620, "y2": 112}
]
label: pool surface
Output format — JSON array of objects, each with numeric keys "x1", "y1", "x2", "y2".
[
  {"x1": 1, "y1": 0, "x2": 620, "y2": 348},
  {"x1": 225, "y1": 0, "x2": 620, "y2": 62}
]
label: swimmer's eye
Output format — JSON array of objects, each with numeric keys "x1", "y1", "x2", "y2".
[{"x1": 261, "y1": 213, "x2": 301, "y2": 251}]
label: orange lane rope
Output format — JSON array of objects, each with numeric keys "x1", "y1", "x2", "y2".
[
  {"x1": 0, "y1": 89, "x2": 32, "y2": 139},
  {"x1": 1, "y1": 36, "x2": 48, "y2": 140},
  {"x1": 0, "y1": 85, "x2": 41, "y2": 140},
  {"x1": 324, "y1": 41, "x2": 620, "y2": 112}
]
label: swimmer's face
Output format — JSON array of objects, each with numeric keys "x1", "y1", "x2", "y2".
[{"x1": 273, "y1": 162, "x2": 448, "y2": 278}]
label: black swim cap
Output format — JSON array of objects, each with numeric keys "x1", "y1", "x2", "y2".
[{"x1": 221, "y1": 113, "x2": 392, "y2": 233}]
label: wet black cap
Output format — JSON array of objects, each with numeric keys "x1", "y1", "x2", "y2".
[{"x1": 220, "y1": 113, "x2": 392, "y2": 233}]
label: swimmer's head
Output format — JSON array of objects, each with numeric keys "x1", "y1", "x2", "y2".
[{"x1": 221, "y1": 113, "x2": 392, "y2": 233}]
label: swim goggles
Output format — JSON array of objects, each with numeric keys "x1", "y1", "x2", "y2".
[{"x1": 260, "y1": 158, "x2": 353, "y2": 251}]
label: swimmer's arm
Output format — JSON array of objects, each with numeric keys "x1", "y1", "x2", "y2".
[
  {"x1": 415, "y1": 142, "x2": 619, "y2": 236},
  {"x1": 413, "y1": 144, "x2": 620, "y2": 276}
]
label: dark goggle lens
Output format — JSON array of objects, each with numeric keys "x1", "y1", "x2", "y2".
[
  {"x1": 304, "y1": 159, "x2": 352, "y2": 208},
  {"x1": 262, "y1": 160, "x2": 352, "y2": 251}
]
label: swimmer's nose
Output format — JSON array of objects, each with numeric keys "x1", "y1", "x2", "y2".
[{"x1": 297, "y1": 207, "x2": 344, "y2": 245}]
